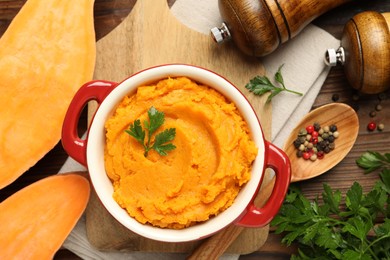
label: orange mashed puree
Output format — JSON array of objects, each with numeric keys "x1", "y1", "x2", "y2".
[{"x1": 104, "y1": 77, "x2": 258, "y2": 229}]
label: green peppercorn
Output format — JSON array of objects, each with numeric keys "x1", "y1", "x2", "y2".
[
  {"x1": 375, "y1": 104, "x2": 383, "y2": 111},
  {"x1": 352, "y1": 94, "x2": 360, "y2": 101},
  {"x1": 318, "y1": 128, "x2": 324, "y2": 135},
  {"x1": 322, "y1": 133, "x2": 329, "y2": 139},
  {"x1": 299, "y1": 128, "x2": 307, "y2": 136},
  {"x1": 323, "y1": 126, "x2": 330, "y2": 132}
]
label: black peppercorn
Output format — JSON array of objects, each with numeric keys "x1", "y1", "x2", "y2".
[
  {"x1": 313, "y1": 122, "x2": 321, "y2": 131},
  {"x1": 294, "y1": 139, "x2": 301, "y2": 148},
  {"x1": 329, "y1": 125, "x2": 337, "y2": 132},
  {"x1": 378, "y1": 93, "x2": 387, "y2": 101},
  {"x1": 328, "y1": 135, "x2": 335, "y2": 143}
]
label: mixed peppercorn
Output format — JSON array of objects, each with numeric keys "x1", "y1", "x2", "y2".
[{"x1": 293, "y1": 122, "x2": 339, "y2": 161}]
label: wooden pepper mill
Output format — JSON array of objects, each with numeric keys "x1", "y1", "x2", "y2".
[
  {"x1": 211, "y1": 0, "x2": 352, "y2": 57},
  {"x1": 325, "y1": 11, "x2": 390, "y2": 94}
]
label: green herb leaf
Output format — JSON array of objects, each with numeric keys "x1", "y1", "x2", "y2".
[
  {"x1": 245, "y1": 64, "x2": 303, "y2": 103},
  {"x1": 345, "y1": 182, "x2": 363, "y2": 213},
  {"x1": 322, "y1": 183, "x2": 341, "y2": 214},
  {"x1": 270, "y1": 150, "x2": 390, "y2": 259},
  {"x1": 125, "y1": 119, "x2": 145, "y2": 146},
  {"x1": 126, "y1": 107, "x2": 176, "y2": 157},
  {"x1": 356, "y1": 151, "x2": 390, "y2": 174},
  {"x1": 152, "y1": 128, "x2": 177, "y2": 156},
  {"x1": 145, "y1": 106, "x2": 165, "y2": 135},
  {"x1": 274, "y1": 64, "x2": 285, "y2": 87}
]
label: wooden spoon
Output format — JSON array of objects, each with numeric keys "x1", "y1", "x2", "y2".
[{"x1": 283, "y1": 103, "x2": 359, "y2": 182}]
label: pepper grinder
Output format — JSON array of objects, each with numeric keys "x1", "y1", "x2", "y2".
[
  {"x1": 325, "y1": 11, "x2": 390, "y2": 94},
  {"x1": 211, "y1": 0, "x2": 353, "y2": 57}
]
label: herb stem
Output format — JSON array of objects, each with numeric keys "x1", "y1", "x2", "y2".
[
  {"x1": 363, "y1": 234, "x2": 390, "y2": 258},
  {"x1": 285, "y1": 88, "x2": 303, "y2": 96}
]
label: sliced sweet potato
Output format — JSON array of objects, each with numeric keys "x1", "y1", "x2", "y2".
[
  {"x1": 0, "y1": 0, "x2": 96, "y2": 188},
  {"x1": 0, "y1": 173, "x2": 90, "y2": 258}
]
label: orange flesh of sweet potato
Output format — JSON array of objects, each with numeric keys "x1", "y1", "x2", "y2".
[
  {"x1": 0, "y1": 0, "x2": 96, "y2": 189},
  {"x1": 0, "y1": 173, "x2": 90, "y2": 259}
]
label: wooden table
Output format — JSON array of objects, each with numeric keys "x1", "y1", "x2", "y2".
[{"x1": 0, "y1": 0, "x2": 389, "y2": 259}]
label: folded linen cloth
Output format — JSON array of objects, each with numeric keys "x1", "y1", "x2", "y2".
[{"x1": 60, "y1": 0, "x2": 339, "y2": 258}]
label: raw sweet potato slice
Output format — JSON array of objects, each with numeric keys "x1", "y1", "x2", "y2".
[
  {"x1": 0, "y1": 173, "x2": 90, "y2": 258},
  {"x1": 0, "y1": 0, "x2": 96, "y2": 188}
]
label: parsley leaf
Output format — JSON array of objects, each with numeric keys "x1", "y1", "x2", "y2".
[
  {"x1": 125, "y1": 106, "x2": 176, "y2": 157},
  {"x1": 245, "y1": 64, "x2": 303, "y2": 103},
  {"x1": 144, "y1": 106, "x2": 165, "y2": 135},
  {"x1": 125, "y1": 119, "x2": 146, "y2": 146},
  {"x1": 356, "y1": 151, "x2": 390, "y2": 174},
  {"x1": 152, "y1": 128, "x2": 177, "y2": 156},
  {"x1": 271, "y1": 163, "x2": 390, "y2": 259}
]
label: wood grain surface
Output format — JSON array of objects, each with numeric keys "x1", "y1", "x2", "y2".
[{"x1": 0, "y1": 0, "x2": 389, "y2": 259}]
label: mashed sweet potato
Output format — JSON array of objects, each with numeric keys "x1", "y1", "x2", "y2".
[{"x1": 104, "y1": 77, "x2": 258, "y2": 229}]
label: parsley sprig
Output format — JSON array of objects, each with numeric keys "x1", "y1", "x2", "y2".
[
  {"x1": 125, "y1": 106, "x2": 176, "y2": 157},
  {"x1": 271, "y1": 151, "x2": 390, "y2": 259},
  {"x1": 245, "y1": 64, "x2": 303, "y2": 103},
  {"x1": 356, "y1": 151, "x2": 390, "y2": 174}
]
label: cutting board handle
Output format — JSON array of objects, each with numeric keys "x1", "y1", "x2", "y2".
[
  {"x1": 62, "y1": 80, "x2": 117, "y2": 165},
  {"x1": 235, "y1": 141, "x2": 291, "y2": 227}
]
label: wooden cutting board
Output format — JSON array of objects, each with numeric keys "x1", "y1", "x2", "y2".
[{"x1": 86, "y1": 0, "x2": 272, "y2": 254}]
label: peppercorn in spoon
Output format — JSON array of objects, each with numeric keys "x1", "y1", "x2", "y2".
[{"x1": 283, "y1": 103, "x2": 359, "y2": 182}]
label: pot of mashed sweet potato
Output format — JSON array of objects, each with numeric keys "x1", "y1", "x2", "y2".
[
  {"x1": 62, "y1": 64, "x2": 291, "y2": 242},
  {"x1": 104, "y1": 76, "x2": 258, "y2": 229}
]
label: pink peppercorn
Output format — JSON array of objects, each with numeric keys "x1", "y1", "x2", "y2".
[
  {"x1": 367, "y1": 122, "x2": 376, "y2": 131},
  {"x1": 306, "y1": 125, "x2": 314, "y2": 134},
  {"x1": 312, "y1": 131, "x2": 319, "y2": 138},
  {"x1": 317, "y1": 151, "x2": 324, "y2": 159},
  {"x1": 302, "y1": 152, "x2": 311, "y2": 160}
]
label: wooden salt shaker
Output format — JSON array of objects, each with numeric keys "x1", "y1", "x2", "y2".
[
  {"x1": 325, "y1": 11, "x2": 390, "y2": 94},
  {"x1": 211, "y1": 0, "x2": 352, "y2": 57}
]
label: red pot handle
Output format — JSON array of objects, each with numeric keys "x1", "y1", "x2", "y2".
[
  {"x1": 236, "y1": 141, "x2": 291, "y2": 227},
  {"x1": 61, "y1": 80, "x2": 117, "y2": 166}
]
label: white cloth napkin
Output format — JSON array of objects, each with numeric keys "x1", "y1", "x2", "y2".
[{"x1": 60, "y1": 0, "x2": 340, "y2": 258}]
